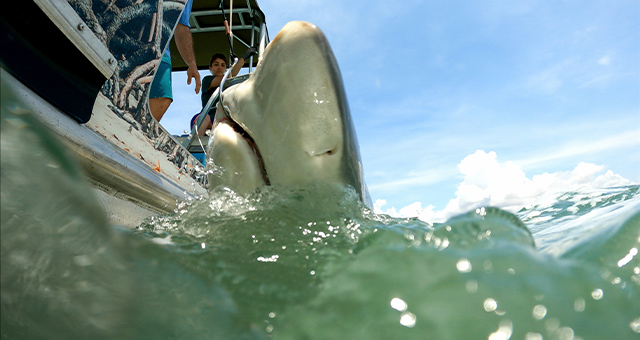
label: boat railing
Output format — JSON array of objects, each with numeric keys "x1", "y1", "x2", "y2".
[
  {"x1": 181, "y1": 11, "x2": 270, "y2": 155},
  {"x1": 182, "y1": 57, "x2": 245, "y2": 150}
]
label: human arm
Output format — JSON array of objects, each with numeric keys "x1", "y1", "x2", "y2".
[
  {"x1": 230, "y1": 47, "x2": 258, "y2": 77},
  {"x1": 174, "y1": 23, "x2": 201, "y2": 94},
  {"x1": 206, "y1": 75, "x2": 224, "y2": 92},
  {"x1": 230, "y1": 57, "x2": 243, "y2": 78}
]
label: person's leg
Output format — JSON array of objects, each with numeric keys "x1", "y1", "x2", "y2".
[
  {"x1": 149, "y1": 54, "x2": 173, "y2": 122},
  {"x1": 196, "y1": 114, "x2": 212, "y2": 136},
  {"x1": 149, "y1": 97, "x2": 172, "y2": 121}
]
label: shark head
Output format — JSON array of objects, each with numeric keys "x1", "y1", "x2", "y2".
[{"x1": 206, "y1": 21, "x2": 369, "y2": 204}]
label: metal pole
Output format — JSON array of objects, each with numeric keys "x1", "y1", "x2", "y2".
[
  {"x1": 258, "y1": 22, "x2": 267, "y2": 57},
  {"x1": 249, "y1": 15, "x2": 255, "y2": 73}
]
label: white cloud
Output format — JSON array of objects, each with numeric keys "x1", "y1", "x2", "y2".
[
  {"x1": 376, "y1": 150, "x2": 634, "y2": 222},
  {"x1": 524, "y1": 60, "x2": 575, "y2": 94},
  {"x1": 374, "y1": 199, "x2": 446, "y2": 223},
  {"x1": 373, "y1": 199, "x2": 395, "y2": 215},
  {"x1": 598, "y1": 56, "x2": 611, "y2": 66},
  {"x1": 513, "y1": 129, "x2": 640, "y2": 168},
  {"x1": 367, "y1": 167, "x2": 454, "y2": 191}
]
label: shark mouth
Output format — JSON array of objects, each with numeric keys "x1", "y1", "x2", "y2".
[{"x1": 214, "y1": 111, "x2": 271, "y2": 186}]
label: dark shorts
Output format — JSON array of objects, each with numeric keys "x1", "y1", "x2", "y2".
[
  {"x1": 149, "y1": 54, "x2": 173, "y2": 100},
  {"x1": 190, "y1": 113, "x2": 200, "y2": 129},
  {"x1": 191, "y1": 108, "x2": 216, "y2": 129}
]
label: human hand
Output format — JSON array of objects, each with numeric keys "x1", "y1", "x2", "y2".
[
  {"x1": 186, "y1": 64, "x2": 201, "y2": 94},
  {"x1": 242, "y1": 47, "x2": 258, "y2": 60}
]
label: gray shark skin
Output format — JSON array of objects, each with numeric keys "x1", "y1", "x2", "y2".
[{"x1": 206, "y1": 21, "x2": 370, "y2": 205}]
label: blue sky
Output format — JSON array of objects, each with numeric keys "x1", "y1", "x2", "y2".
[{"x1": 163, "y1": 0, "x2": 639, "y2": 221}]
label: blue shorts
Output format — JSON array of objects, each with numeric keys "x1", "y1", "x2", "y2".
[
  {"x1": 190, "y1": 113, "x2": 200, "y2": 129},
  {"x1": 149, "y1": 54, "x2": 173, "y2": 100}
]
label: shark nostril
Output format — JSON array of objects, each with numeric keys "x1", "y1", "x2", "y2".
[
  {"x1": 306, "y1": 146, "x2": 338, "y2": 157},
  {"x1": 323, "y1": 147, "x2": 338, "y2": 156}
]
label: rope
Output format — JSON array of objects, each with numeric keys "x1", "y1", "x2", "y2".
[
  {"x1": 220, "y1": 0, "x2": 235, "y2": 59},
  {"x1": 218, "y1": 0, "x2": 238, "y2": 115},
  {"x1": 230, "y1": 0, "x2": 234, "y2": 54}
]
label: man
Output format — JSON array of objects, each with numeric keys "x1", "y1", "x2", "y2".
[{"x1": 149, "y1": 0, "x2": 201, "y2": 122}]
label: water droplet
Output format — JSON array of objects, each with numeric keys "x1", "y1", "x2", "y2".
[
  {"x1": 617, "y1": 247, "x2": 638, "y2": 268},
  {"x1": 525, "y1": 332, "x2": 543, "y2": 340},
  {"x1": 630, "y1": 317, "x2": 640, "y2": 333},
  {"x1": 556, "y1": 326, "x2": 575, "y2": 340},
  {"x1": 488, "y1": 319, "x2": 512, "y2": 340},
  {"x1": 257, "y1": 255, "x2": 279, "y2": 263},
  {"x1": 456, "y1": 258, "x2": 472, "y2": 273},
  {"x1": 532, "y1": 304, "x2": 547, "y2": 320},
  {"x1": 484, "y1": 298, "x2": 498, "y2": 312},
  {"x1": 591, "y1": 289, "x2": 603, "y2": 300},
  {"x1": 574, "y1": 298, "x2": 585, "y2": 312},
  {"x1": 390, "y1": 298, "x2": 408, "y2": 312},
  {"x1": 399, "y1": 312, "x2": 416, "y2": 328},
  {"x1": 466, "y1": 280, "x2": 478, "y2": 294},
  {"x1": 545, "y1": 318, "x2": 560, "y2": 332}
]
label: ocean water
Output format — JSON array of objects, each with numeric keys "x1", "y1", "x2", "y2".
[
  {"x1": 135, "y1": 186, "x2": 639, "y2": 340},
  {"x1": 2, "y1": 93, "x2": 639, "y2": 339}
]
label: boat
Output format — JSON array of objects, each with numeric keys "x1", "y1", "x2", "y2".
[{"x1": 0, "y1": 0, "x2": 268, "y2": 228}]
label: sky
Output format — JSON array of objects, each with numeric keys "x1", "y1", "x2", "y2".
[{"x1": 163, "y1": 0, "x2": 640, "y2": 222}]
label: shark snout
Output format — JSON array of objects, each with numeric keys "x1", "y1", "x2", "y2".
[{"x1": 207, "y1": 20, "x2": 367, "y2": 203}]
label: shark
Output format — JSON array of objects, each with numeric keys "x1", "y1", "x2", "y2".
[{"x1": 206, "y1": 21, "x2": 370, "y2": 205}]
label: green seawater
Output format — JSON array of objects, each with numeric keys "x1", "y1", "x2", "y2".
[
  {"x1": 2, "y1": 83, "x2": 639, "y2": 339},
  {"x1": 136, "y1": 186, "x2": 639, "y2": 339}
]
